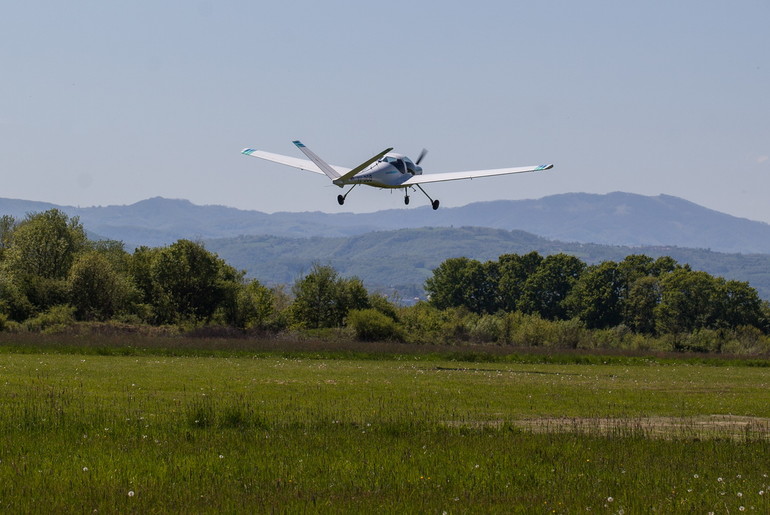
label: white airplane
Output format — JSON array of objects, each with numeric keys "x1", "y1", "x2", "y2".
[{"x1": 241, "y1": 140, "x2": 553, "y2": 210}]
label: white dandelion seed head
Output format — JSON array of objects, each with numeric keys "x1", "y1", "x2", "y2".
[
  {"x1": 83, "y1": 467, "x2": 88, "y2": 472},
  {"x1": 607, "y1": 496, "x2": 614, "y2": 503},
  {"x1": 128, "y1": 491, "x2": 135, "y2": 497}
]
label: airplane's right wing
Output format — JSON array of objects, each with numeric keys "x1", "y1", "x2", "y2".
[{"x1": 401, "y1": 164, "x2": 553, "y2": 185}]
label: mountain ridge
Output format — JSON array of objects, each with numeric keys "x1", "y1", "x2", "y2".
[{"x1": 2, "y1": 192, "x2": 769, "y2": 254}]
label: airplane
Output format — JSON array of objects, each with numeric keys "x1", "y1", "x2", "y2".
[{"x1": 241, "y1": 140, "x2": 553, "y2": 210}]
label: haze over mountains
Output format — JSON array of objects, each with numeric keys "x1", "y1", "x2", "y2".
[
  {"x1": 2, "y1": 193, "x2": 770, "y2": 300},
  {"x1": 2, "y1": 192, "x2": 770, "y2": 254}
]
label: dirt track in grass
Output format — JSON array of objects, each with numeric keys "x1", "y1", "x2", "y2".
[{"x1": 508, "y1": 414, "x2": 770, "y2": 439}]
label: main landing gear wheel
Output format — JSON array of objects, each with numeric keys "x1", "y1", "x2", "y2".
[
  {"x1": 404, "y1": 195, "x2": 410, "y2": 205},
  {"x1": 432, "y1": 199, "x2": 440, "y2": 210},
  {"x1": 337, "y1": 195, "x2": 345, "y2": 205}
]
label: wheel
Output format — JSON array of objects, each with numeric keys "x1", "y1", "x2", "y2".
[
  {"x1": 404, "y1": 195, "x2": 410, "y2": 205},
  {"x1": 432, "y1": 199, "x2": 440, "y2": 210},
  {"x1": 337, "y1": 195, "x2": 345, "y2": 205}
]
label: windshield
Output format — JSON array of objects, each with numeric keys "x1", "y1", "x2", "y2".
[{"x1": 383, "y1": 156, "x2": 406, "y2": 174}]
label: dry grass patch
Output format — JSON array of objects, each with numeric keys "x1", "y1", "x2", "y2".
[{"x1": 510, "y1": 414, "x2": 770, "y2": 440}]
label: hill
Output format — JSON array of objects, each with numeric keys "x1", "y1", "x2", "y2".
[
  {"x1": 2, "y1": 192, "x2": 770, "y2": 254},
  {"x1": 204, "y1": 227, "x2": 770, "y2": 301}
]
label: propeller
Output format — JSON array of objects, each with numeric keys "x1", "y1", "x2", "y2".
[{"x1": 415, "y1": 148, "x2": 428, "y2": 166}]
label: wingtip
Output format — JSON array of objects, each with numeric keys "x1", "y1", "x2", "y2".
[
  {"x1": 241, "y1": 148, "x2": 256, "y2": 155},
  {"x1": 537, "y1": 164, "x2": 554, "y2": 171},
  {"x1": 292, "y1": 140, "x2": 305, "y2": 148}
]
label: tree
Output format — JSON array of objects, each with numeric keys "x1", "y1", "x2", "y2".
[
  {"x1": 566, "y1": 261, "x2": 624, "y2": 329},
  {"x1": 2, "y1": 210, "x2": 88, "y2": 312},
  {"x1": 425, "y1": 257, "x2": 499, "y2": 314},
  {"x1": 144, "y1": 240, "x2": 242, "y2": 324},
  {"x1": 68, "y1": 251, "x2": 136, "y2": 321},
  {"x1": 518, "y1": 254, "x2": 585, "y2": 320},
  {"x1": 623, "y1": 276, "x2": 661, "y2": 334},
  {"x1": 233, "y1": 279, "x2": 274, "y2": 329},
  {"x1": 713, "y1": 279, "x2": 763, "y2": 330},
  {"x1": 291, "y1": 264, "x2": 369, "y2": 328},
  {"x1": 497, "y1": 252, "x2": 543, "y2": 312},
  {"x1": 4, "y1": 209, "x2": 87, "y2": 280},
  {"x1": 0, "y1": 215, "x2": 15, "y2": 259},
  {"x1": 425, "y1": 257, "x2": 476, "y2": 310},
  {"x1": 656, "y1": 269, "x2": 718, "y2": 334}
]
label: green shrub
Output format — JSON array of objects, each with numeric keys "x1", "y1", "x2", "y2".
[
  {"x1": 469, "y1": 314, "x2": 502, "y2": 343},
  {"x1": 347, "y1": 308, "x2": 403, "y2": 342},
  {"x1": 23, "y1": 304, "x2": 77, "y2": 333}
]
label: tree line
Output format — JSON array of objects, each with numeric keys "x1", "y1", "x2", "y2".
[
  {"x1": 0, "y1": 210, "x2": 373, "y2": 332},
  {"x1": 425, "y1": 252, "x2": 769, "y2": 335},
  {"x1": 1, "y1": 209, "x2": 769, "y2": 354}
]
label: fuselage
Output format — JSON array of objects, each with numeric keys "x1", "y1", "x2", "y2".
[{"x1": 337, "y1": 153, "x2": 422, "y2": 189}]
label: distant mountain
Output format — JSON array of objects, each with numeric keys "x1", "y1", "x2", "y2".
[
  {"x1": 203, "y1": 227, "x2": 770, "y2": 301},
  {"x1": 2, "y1": 192, "x2": 770, "y2": 254},
  {"x1": 2, "y1": 195, "x2": 769, "y2": 300}
]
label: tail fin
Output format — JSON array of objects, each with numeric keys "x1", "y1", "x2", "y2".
[{"x1": 292, "y1": 140, "x2": 340, "y2": 180}]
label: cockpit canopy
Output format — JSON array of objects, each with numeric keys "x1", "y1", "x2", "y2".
[{"x1": 381, "y1": 155, "x2": 422, "y2": 175}]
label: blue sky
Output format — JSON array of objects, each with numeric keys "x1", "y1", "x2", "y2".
[{"x1": 2, "y1": 1, "x2": 769, "y2": 222}]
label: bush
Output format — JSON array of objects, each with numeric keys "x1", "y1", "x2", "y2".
[
  {"x1": 347, "y1": 308, "x2": 403, "y2": 342},
  {"x1": 469, "y1": 314, "x2": 502, "y2": 343},
  {"x1": 24, "y1": 304, "x2": 77, "y2": 333}
]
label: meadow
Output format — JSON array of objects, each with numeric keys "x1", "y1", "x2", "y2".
[{"x1": 1, "y1": 339, "x2": 770, "y2": 513}]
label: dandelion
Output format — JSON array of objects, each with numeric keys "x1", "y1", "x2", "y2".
[
  {"x1": 128, "y1": 491, "x2": 135, "y2": 497},
  {"x1": 607, "y1": 497, "x2": 614, "y2": 503},
  {"x1": 737, "y1": 492, "x2": 743, "y2": 498},
  {"x1": 693, "y1": 474, "x2": 699, "y2": 479},
  {"x1": 739, "y1": 507, "x2": 745, "y2": 512},
  {"x1": 219, "y1": 454, "x2": 224, "y2": 459},
  {"x1": 718, "y1": 477, "x2": 724, "y2": 482},
  {"x1": 83, "y1": 467, "x2": 89, "y2": 472}
]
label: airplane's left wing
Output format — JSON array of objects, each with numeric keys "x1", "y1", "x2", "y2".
[
  {"x1": 401, "y1": 164, "x2": 553, "y2": 185},
  {"x1": 241, "y1": 148, "x2": 351, "y2": 177}
]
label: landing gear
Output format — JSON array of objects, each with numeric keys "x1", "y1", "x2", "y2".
[
  {"x1": 415, "y1": 184, "x2": 440, "y2": 210},
  {"x1": 404, "y1": 195, "x2": 410, "y2": 205},
  {"x1": 337, "y1": 185, "x2": 357, "y2": 206}
]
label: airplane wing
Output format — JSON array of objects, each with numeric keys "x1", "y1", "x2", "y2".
[
  {"x1": 241, "y1": 148, "x2": 351, "y2": 177},
  {"x1": 401, "y1": 164, "x2": 553, "y2": 185}
]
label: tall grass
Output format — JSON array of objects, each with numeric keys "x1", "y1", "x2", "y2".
[{"x1": 1, "y1": 352, "x2": 769, "y2": 512}]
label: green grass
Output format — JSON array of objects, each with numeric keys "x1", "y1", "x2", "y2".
[{"x1": 1, "y1": 349, "x2": 770, "y2": 512}]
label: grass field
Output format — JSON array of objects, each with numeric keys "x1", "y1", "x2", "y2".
[{"x1": 1, "y1": 341, "x2": 770, "y2": 513}]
